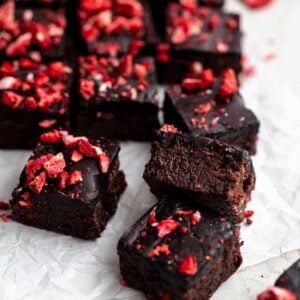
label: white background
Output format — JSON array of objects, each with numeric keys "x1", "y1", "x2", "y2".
[{"x1": 0, "y1": 0, "x2": 300, "y2": 299}]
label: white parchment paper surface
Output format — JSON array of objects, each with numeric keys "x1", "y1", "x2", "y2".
[{"x1": 0, "y1": 0, "x2": 300, "y2": 299}]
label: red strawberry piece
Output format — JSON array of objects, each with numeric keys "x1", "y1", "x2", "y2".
[
  {"x1": 147, "y1": 244, "x2": 171, "y2": 257},
  {"x1": 243, "y1": 0, "x2": 274, "y2": 9},
  {"x1": 57, "y1": 171, "x2": 69, "y2": 190},
  {"x1": 115, "y1": 0, "x2": 144, "y2": 17},
  {"x1": 24, "y1": 97, "x2": 38, "y2": 110},
  {"x1": 219, "y1": 68, "x2": 238, "y2": 99},
  {"x1": 38, "y1": 119, "x2": 57, "y2": 128},
  {"x1": 177, "y1": 210, "x2": 193, "y2": 216},
  {"x1": 161, "y1": 124, "x2": 178, "y2": 133},
  {"x1": 0, "y1": 76, "x2": 18, "y2": 90},
  {"x1": 119, "y1": 55, "x2": 133, "y2": 77},
  {"x1": 182, "y1": 78, "x2": 203, "y2": 91},
  {"x1": 78, "y1": 140, "x2": 98, "y2": 157},
  {"x1": 0, "y1": 61, "x2": 14, "y2": 76},
  {"x1": 244, "y1": 210, "x2": 254, "y2": 218},
  {"x1": 40, "y1": 130, "x2": 63, "y2": 143},
  {"x1": 2, "y1": 91, "x2": 23, "y2": 109},
  {"x1": 67, "y1": 170, "x2": 83, "y2": 186},
  {"x1": 194, "y1": 100, "x2": 216, "y2": 115},
  {"x1": 19, "y1": 58, "x2": 39, "y2": 69},
  {"x1": 29, "y1": 171, "x2": 46, "y2": 193},
  {"x1": 48, "y1": 62, "x2": 65, "y2": 79},
  {"x1": 148, "y1": 211, "x2": 157, "y2": 224},
  {"x1": 133, "y1": 63, "x2": 147, "y2": 79},
  {"x1": 208, "y1": 14, "x2": 220, "y2": 31},
  {"x1": 226, "y1": 18, "x2": 238, "y2": 29},
  {"x1": 63, "y1": 134, "x2": 88, "y2": 149},
  {"x1": 257, "y1": 287, "x2": 297, "y2": 300},
  {"x1": 179, "y1": 0, "x2": 197, "y2": 11},
  {"x1": 178, "y1": 254, "x2": 198, "y2": 276},
  {"x1": 199, "y1": 69, "x2": 215, "y2": 89},
  {"x1": 128, "y1": 39, "x2": 145, "y2": 56},
  {"x1": 6, "y1": 33, "x2": 33, "y2": 57},
  {"x1": 191, "y1": 211, "x2": 201, "y2": 225},
  {"x1": 0, "y1": 0, "x2": 15, "y2": 26},
  {"x1": 71, "y1": 150, "x2": 83, "y2": 162},
  {"x1": 43, "y1": 153, "x2": 66, "y2": 179},
  {"x1": 99, "y1": 153, "x2": 110, "y2": 173},
  {"x1": 156, "y1": 219, "x2": 178, "y2": 238}
]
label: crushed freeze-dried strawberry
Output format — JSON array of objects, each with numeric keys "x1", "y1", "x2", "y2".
[
  {"x1": 161, "y1": 124, "x2": 178, "y2": 133},
  {"x1": 244, "y1": 210, "x2": 254, "y2": 218},
  {"x1": 29, "y1": 171, "x2": 46, "y2": 193},
  {"x1": 40, "y1": 130, "x2": 63, "y2": 143},
  {"x1": 80, "y1": 79, "x2": 95, "y2": 100},
  {"x1": 57, "y1": 171, "x2": 69, "y2": 190},
  {"x1": 78, "y1": 140, "x2": 98, "y2": 157},
  {"x1": 156, "y1": 219, "x2": 178, "y2": 238},
  {"x1": 38, "y1": 119, "x2": 57, "y2": 128},
  {"x1": 243, "y1": 0, "x2": 274, "y2": 10},
  {"x1": 191, "y1": 211, "x2": 201, "y2": 225},
  {"x1": 43, "y1": 153, "x2": 66, "y2": 179},
  {"x1": 178, "y1": 255, "x2": 198, "y2": 276},
  {"x1": 48, "y1": 62, "x2": 65, "y2": 79},
  {"x1": 148, "y1": 211, "x2": 157, "y2": 224},
  {"x1": 147, "y1": 244, "x2": 171, "y2": 257},
  {"x1": 119, "y1": 55, "x2": 133, "y2": 77},
  {"x1": 71, "y1": 150, "x2": 83, "y2": 163},
  {"x1": 99, "y1": 153, "x2": 110, "y2": 173},
  {"x1": 219, "y1": 68, "x2": 238, "y2": 99},
  {"x1": 177, "y1": 210, "x2": 193, "y2": 216},
  {"x1": 257, "y1": 287, "x2": 297, "y2": 300},
  {"x1": 2, "y1": 91, "x2": 23, "y2": 109},
  {"x1": 68, "y1": 170, "x2": 83, "y2": 186},
  {"x1": 194, "y1": 100, "x2": 216, "y2": 115}
]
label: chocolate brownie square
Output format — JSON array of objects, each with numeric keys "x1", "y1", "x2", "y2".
[
  {"x1": 10, "y1": 130, "x2": 127, "y2": 239},
  {"x1": 0, "y1": 3, "x2": 67, "y2": 61},
  {"x1": 257, "y1": 259, "x2": 300, "y2": 300},
  {"x1": 158, "y1": 2, "x2": 241, "y2": 83},
  {"x1": 0, "y1": 59, "x2": 72, "y2": 149},
  {"x1": 77, "y1": 0, "x2": 158, "y2": 56},
  {"x1": 118, "y1": 197, "x2": 242, "y2": 300},
  {"x1": 75, "y1": 53, "x2": 160, "y2": 141},
  {"x1": 143, "y1": 126, "x2": 255, "y2": 222},
  {"x1": 164, "y1": 67, "x2": 260, "y2": 154}
]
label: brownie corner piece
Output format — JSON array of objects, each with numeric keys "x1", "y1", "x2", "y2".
[
  {"x1": 76, "y1": 53, "x2": 160, "y2": 141},
  {"x1": 10, "y1": 130, "x2": 127, "y2": 239},
  {"x1": 143, "y1": 126, "x2": 255, "y2": 222},
  {"x1": 118, "y1": 197, "x2": 242, "y2": 300},
  {"x1": 164, "y1": 67, "x2": 260, "y2": 155},
  {"x1": 0, "y1": 59, "x2": 72, "y2": 149}
]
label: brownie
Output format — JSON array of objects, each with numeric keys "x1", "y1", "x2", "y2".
[
  {"x1": 157, "y1": 2, "x2": 242, "y2": 83},
  {"x1": 75, "y1": 53, "x2": 160, "y2": 141},
  {"x1": 0, "y1": 59, "x2": 72, "y2": 149},
  {"x1": 0, "y1": 4, "x2": 67, "y2": 61},
  {"x1": 10, "y1": 130, "x2": 127, "y2": 239},
  {"x1": 77, "y1": 0, "x2": 158, "y2": 56},
  {"x1": 257, "y1": 259, "x2": 300, "y2": 300},
  {"x1": 118, "y1": 197, "x2": 242, "y2": 300},
  {"x1": 143, "y1": 126, "x2": 255, "y2": 222},
  {"x1": 164, "y1": 67, "x2": 260, "y2": 154}
]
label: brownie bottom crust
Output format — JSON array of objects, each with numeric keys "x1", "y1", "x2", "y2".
[
  {"x1": 10, "y1": 171, "x2": 126, "y2": 239},
  {"x1": 119, "y1": 237, "x2": 242, "y2": 300}
]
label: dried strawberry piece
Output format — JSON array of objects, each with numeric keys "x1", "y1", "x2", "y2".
[
  {"x1": 40, "y1": 130, "x2": 63, "y2": 143},
  {"x1": 191, "y1": 211, "x2": 201, "y2": 225},
  {"x1": 199, "y1": 69, "x2": 215, "y2": 89},
  {"x1": 156, "y1": 219, "x2": 178, "y2": 238},
  {"x1": 48, "y1": 62, "x2": 65, "y2": 79},
  {"x1": 78, "y1": 140, "x2": 98, "y2": 157},
  {"x1": 71, "y1": 150, "x2": 83, "y2": 162},
  {"x1": 194, "y1": 100, "x2": 216, "y2": 115},
  {"x1": 0, "y1": 201, "x2": 9, "y2": 210},
  {"x1": 208, "y1": 14, "x2": 220, "y2": 31},
  {"x1": 0, "y1": 76, "x2": 18, "y2": 90},
  {"x1": 219, "y1": 68, "x2": 238, "y2": 99},
  {"x1": 182, "y1": 78, "x2": 203, "y2": 91},
  {"x1": 128, "y1": 39, "x2": 145, "y2": 56},
  {"x1": 29, "y1": 171, "x2": 46, "y2": 193},
  {"x1": 177, "y1": 210, "x2": 193, "y2": 216},
  {"x1": 171, "y1": 25, "x2": 188, "y2": 45},
  {"x1": 6, "y1": 33, "x2": 33, "y2": 57},
  {"x1": 161, "y1": 124, "x2": 178, "y2": 133},
  {"x1": 133, "y1": 63, "x2": 147, "y2": 79},
  {"x1": 148, "y1": 211, "x2": 157, "y2": 224},
  {"x1": 25, "y1": 154, "x2": 53, "y2": 183},
  {"x1": 243, "y1": 0, "x2": 274, "y2": 9},
  {"x1": 226, "y1": 18, "x2": 238, "y2": 29},
  {"x1": 0, "y1": 61, "x2": 14, "y2": 76},
  {"x1": 179, "y1": 0, "x2": 197, "y2": 11},
  {"x1": 99, "y1": 153, "x2": 110, "y2": 173},
  {"x1": 244, "y1": 210, "x2": 254, "y2": 218},
  {"x1": 178, "y1": 254, "x2": 198, "y2": 276},
  {"x1": 0, "y1": 0, "x2": 15, "y2": 27},
  {"x1": 63, "y1": 134, "x2": 88, "y2": 149},
  {"x1": 115, "y1": 0, "x2": 144, "y2": 17},
  {"x1": 57, "y1": 171, "x2": 69, "y2": 190},
  {"x1": 119, "y1": 55, "x2": 133, "y2": 77},
  {"x1": 24, "y1": 97, "x2": 38, "y2": 110},
  {"x1": 257, "y1": 287, "x2": 297, "y2": 300},
  {"x1": 80, "y1": 79, "x2": 95, "y2": 100},
  {"x1": 147, "y1": 244, "x2": 171, "y2": 257},
  {"x1": 155, "y1": 43, "x2": 171, "y2": 63},
  {"x1": 38, "y1": 119, "x2": 57, "y2": 128},
  {"x1": 19, "y1": 58, "x2": 39, "y2": 69},
  {"x1": 68, "y1": 170, "x2": 83, "y2": 186},
  {"x1": 2, "y1": 91, "x2": 23, "y2": 109},
  {"x1": 43, "y1": 153, "x2": 66, "y2": 179}
]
